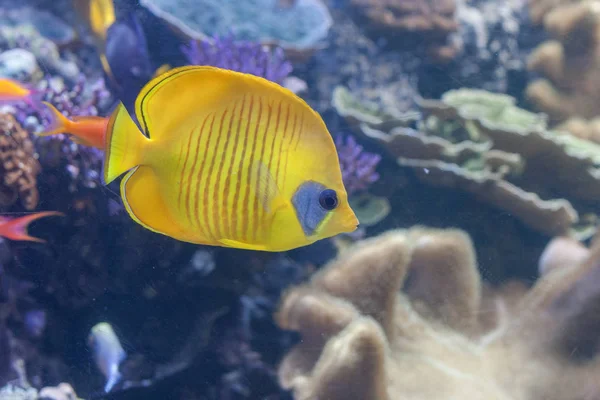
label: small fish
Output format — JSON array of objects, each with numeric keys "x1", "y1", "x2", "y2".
[
  {"x1": 37, "y1": 102, "x2": 108, "y2": 149},
  {"x1": 104, "y1": 12, "x2": 154, "y2": 113},
  {"x1": 103, "y1": 66, "x2": 358, "y2": 251},
  {"x1": 88, "y1": 322, "x2": 125, "y2": 393},
  {"x1": 0, "y1": 211, "x2": 63, "y2": 242},
  {"x1": 72, "y1": 0, "x2": 115, "y2": 79},
  {"x1": 0, "y1": 78, "x2": 42, "y2": 110},
  {"x1": 74, "y1": 1, "x2": 166, "y2": 114}
]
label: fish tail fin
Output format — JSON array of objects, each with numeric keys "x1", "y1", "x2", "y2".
[
  {"x1": 104, "y1": 368, "x2": 121, "y2": 393},
  {"x1": 104, "y1": 102, "x2": 149, "y2": 184},
  {"x1": 0, "y1": 211, "x2": 64, "y2": 242},
  {"x1": 37, "y1": 102, "x2": 72, "y2": 137}
]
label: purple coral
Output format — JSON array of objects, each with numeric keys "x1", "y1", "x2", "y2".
[
  {"x1": 336, "y1": 134, "x2": 381, "y2": 195},
  {"x1": 181, "y1": 35, "x2": 293, "y2": 85}
]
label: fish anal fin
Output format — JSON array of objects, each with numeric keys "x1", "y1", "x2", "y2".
[
  {"x1": 218, "y1": 238, "x2": 268, "y2": 251},
  {"x1": 250, "y1": 160, "x2": 287, "y2": 215},
  {"x1": 121, "y1": 166, "x2": 188, "y2": 240}
]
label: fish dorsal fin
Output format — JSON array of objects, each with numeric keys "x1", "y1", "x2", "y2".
[
  {"x1": 250, "y1": 160, "x2": 287, "y2": 215},
  {"x1": 133, "y1": 66, "x2": 310, "y2": 141}
]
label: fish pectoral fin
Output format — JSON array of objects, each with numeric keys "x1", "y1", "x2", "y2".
[
  {"x1": 121, "y1": 165, "x2": 187, "y2": 240},
  {"x1": 250, "y1": 160, "x2": 287, "y2": 214},
  {"x1": 218, "y1": 239, "x2": 268, "y2": 251}
]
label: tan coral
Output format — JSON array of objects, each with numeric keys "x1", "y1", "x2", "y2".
[
  {"x1": 349, "y1": 0, "x2": 459, "y2": 62},
  {"x1": 556, "y1": 117, "x2": 600, "y2": 144},
  {"x1": 527, "y1": 0, "x2": 581, "y2": 25},
  {"x1": 276, "y1": 228, "x2": 600, "y2": 400},
  {"x1": 0, "y1": 113, "x2": 41, "y2": 210},
  {"x1": 526, "y1": 1, "x2": 600, "y2": 123}
]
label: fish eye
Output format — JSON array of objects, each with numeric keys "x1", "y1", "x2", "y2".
[{"x1": 319, "y1": 189, "x2": 338, "y2": 211}]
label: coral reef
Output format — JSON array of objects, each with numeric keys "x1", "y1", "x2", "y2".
[
  {"x1": 182, "y1": 35, "x2": 293, "y2": 85},
  {"x1": 10, "y1": 74, "x2": 111, "y2": 192},
  {"x1": 0, "y1": 7, "x2": 76, "y2": 48},
  {"x1": 295, "y1": 5, "x2": 421, "y2": 114},
  {"x1": 0, "y1": 17, "x2": 112, "y2": 193},
  {"x1": 348, "y1": 0, "x2": 459, "y2": 62},
  {"x1": 334, "y1": 86, "x2": 600, "y2": 238},
  {"x1": 0, "y1": 23, "x2": 79, "y2": 82},
  {"x1": 0, "y1": 0, "x2": 588, "y2": 398},
  {"x1": 526, "y1": 1, "x2": 600, "y2": 124},
  {"x1": 276, "y1": 227, "x2": 600, "y2": 399},
  {"x1": 439, "y1": 0, "x2": 532, "y2": 96},
  {"x1": 140, "y1": 0, "x2": 333, "y2": 56},
  {"x1": 0, "y1": 114, "x2": 40, "y2": 210}
]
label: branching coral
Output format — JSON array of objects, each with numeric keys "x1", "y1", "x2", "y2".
[
  {"x1": 0, "y1": 113, "x2": 40, "y2": 210},
  {"x1": 349, "y1": 0, "x2": 459, "y2": 62},
  {"x1": 276, "y1": 227, "x2": 600, "y2": 399},
  {"x1": 182, "y1": 35, "x2": 293, "y2": 85}
]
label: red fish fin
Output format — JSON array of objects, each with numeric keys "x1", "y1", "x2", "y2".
[
  {"x1": 0, "y1": 211, "x2": 64, "y2": 242},
  {"x1": 37, "y1": 102, "x2": 72, "y2": 137}
]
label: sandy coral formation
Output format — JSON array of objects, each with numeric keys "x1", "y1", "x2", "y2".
[
  {"x1": 526, "y1": 0, "x2": 600, "y2": 123},
  {"x1": 333, "y1": 86, "x2": 600, "y2": 238},
  {"x1": 0, "y1": 113, "x2": 40, "y2": 210},
  {"x1": 276, "y1": 227, "x2": 600, "y2": 400},
  {"x1": 349, "y1": 0, "x2": 459, "y2": 62},
  {"x1": 527, "y1": 0, "x2": 581, "y2": 25}
]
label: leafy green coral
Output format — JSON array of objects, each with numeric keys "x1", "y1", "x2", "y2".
[{"x1": 333, "y1": 86, "x2": 600, "y2": 238}]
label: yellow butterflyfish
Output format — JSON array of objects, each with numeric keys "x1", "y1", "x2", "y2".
[{"x1": 103, "y1": 66, "x2": 358, "y2": 251}]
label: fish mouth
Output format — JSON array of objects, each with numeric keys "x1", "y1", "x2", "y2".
[{"x1": 342, "y1": 215, "x2": 360, "y2": 232}]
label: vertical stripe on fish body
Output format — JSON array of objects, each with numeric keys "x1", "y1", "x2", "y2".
[{"x1": 104, "y1": 66, "x2": 358, "y2": 251}]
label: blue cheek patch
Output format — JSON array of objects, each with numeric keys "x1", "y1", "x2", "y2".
[{"x1": 292, "y1": 181, "x2": 328, "y2": 237}]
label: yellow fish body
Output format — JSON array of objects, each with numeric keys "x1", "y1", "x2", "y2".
[{"x1": 104, "y1": 66, "x2": 358, "y2": 252}]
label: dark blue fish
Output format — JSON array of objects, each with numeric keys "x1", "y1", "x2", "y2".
[{"x1": 105, "y1": 12, "x2": 154, "y2": 115}]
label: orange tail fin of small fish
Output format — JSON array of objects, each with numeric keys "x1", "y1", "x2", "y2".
[
  {"x1": 37, "y1": 102, "x2": 73, "y2": 138},
  {"x1": 0, "y1": 211, "x2": 64, "y2": 242}
]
